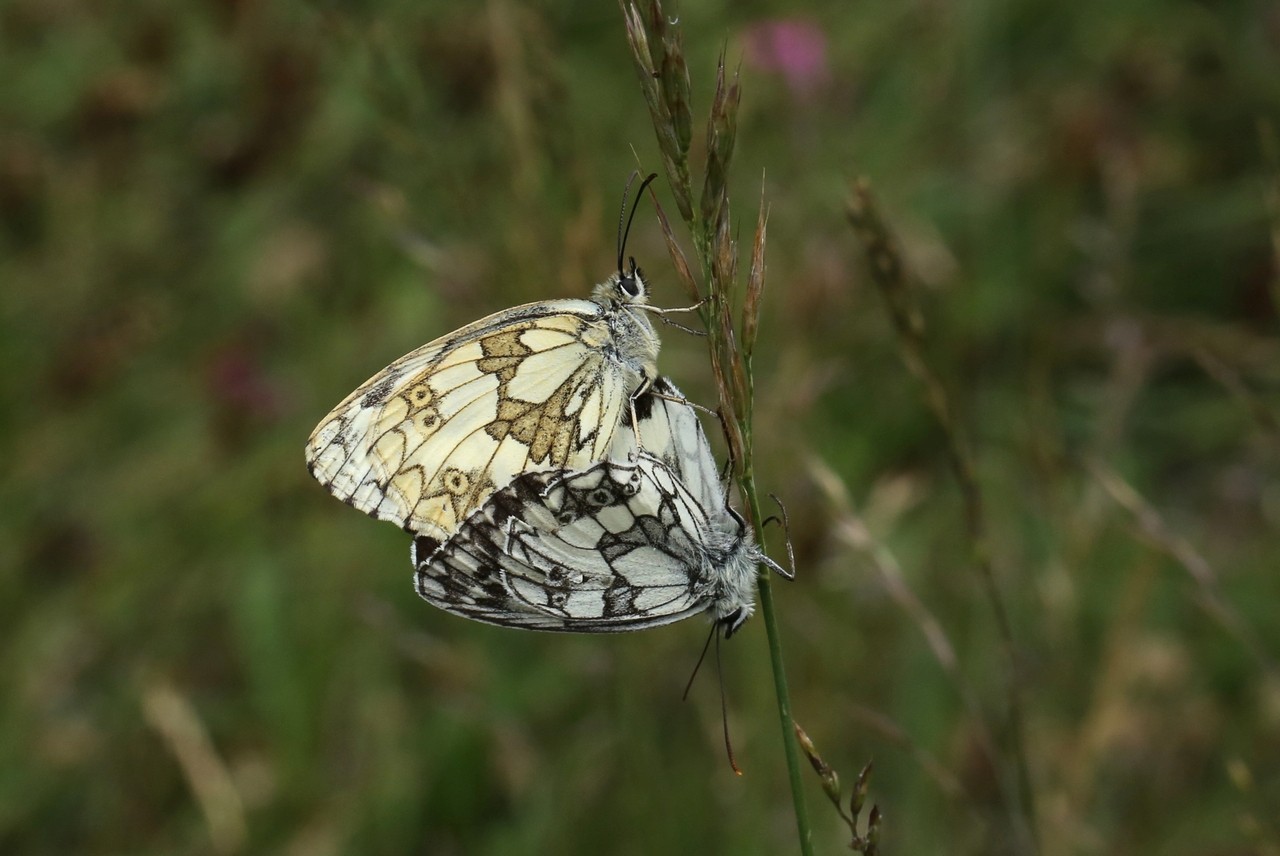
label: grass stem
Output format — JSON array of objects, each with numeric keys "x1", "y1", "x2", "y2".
[{"x1": 622, "y1": 3, "x2": 813, "y2": 850}]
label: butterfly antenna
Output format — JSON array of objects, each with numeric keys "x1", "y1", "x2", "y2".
[
  {"x1": 617, "y1": 170, "x2": 640, "y2": 275},
  {"x1": 683, "y1": 621, "x2": 718, "y2": 701},
  {"x1": 761, "y1": 493, "x2": 798, "y2": 580},
  {"x1": 617, "y1": 171, "x2": 660, "y2": 276},
  {"x1": 716, "y1": 632, "x2": 743, "y2": 775},
  {"x1": 655, "y1": 316, "x2": 707, "y2": 337}
]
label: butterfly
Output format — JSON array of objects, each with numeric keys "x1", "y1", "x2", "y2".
[
  {"x1": 411, "y1": 377, "x2": 788, "y2": 636},
  {"x1": 306, "y1": 175, "x2": 671, "y2": 543}
]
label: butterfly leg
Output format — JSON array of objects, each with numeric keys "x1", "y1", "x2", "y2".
[
  {"x1": 760, "y1": 493, "x2": 797, "y2": 580},
  {"x1": 714, "y1": 406, "x2": 737, "y2": 489},
  {"x1": 629, "y1": 395, "x2": 645, "y2": 452},
  {"x1": 645, "y1": 298, "x2": 708, "y2": 316},
  {"x1": 640, "y1": 300, "x2": 709, "y2": 337},
  {"x1": 500, "y1": 515, "x2": 535, "y2": 557}
]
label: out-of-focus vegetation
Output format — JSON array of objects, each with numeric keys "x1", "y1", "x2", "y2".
[{"x1": 3, "y1": 0, "x2": 1278, "y2": 853}]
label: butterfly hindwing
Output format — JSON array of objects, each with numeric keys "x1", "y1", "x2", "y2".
[
  {"x1": 413, "y1": 378, "x2": 765, "y2": 634},
  {"x1": 413, "y1": 455, "x2": 711, "y2": 631}
]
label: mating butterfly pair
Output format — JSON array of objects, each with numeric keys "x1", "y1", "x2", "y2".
[{"x1": 306, "y1": 181, "x2": 784, "y2": 636}]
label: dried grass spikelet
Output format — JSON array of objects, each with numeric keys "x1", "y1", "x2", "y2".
[{"x1": 621, "y1": 0, "x2": 693, "y2": 223}]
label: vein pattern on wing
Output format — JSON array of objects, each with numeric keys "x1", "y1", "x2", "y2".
[
  {"x1": 305, "y1": 298, "x2": 649, "y2": 541},
  {"x1": 413, "y1": 455, "x2": 712, "y2": 631},
  {"x1": 411, "y1": 378, "x2": 768, "y2": 634}
]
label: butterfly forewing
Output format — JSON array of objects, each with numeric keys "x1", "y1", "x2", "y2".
[{"x1": 306, "y1": 293, "x2": 656, "y2": 541}]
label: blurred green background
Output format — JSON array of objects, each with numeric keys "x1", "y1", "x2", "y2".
[{"x1": 3, "y1": 0, "x2": 1279, "y2": 853}]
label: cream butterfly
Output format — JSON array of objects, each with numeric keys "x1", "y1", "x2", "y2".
[
  {"x1": 306, "y1": 175, "x2": 674, "y2": 542},
  {"x1": 412, "y1": 377, "x2": 790, "y2": 635}
]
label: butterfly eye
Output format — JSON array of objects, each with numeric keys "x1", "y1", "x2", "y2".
[{"x1": 616, "y1": 256, "x2": 644, "y2": 300}]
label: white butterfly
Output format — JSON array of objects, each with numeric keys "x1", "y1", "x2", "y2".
[
  {"x1": 411, "y1": 377, "x2": 787, "y2": 635},
  {"x1": 305, "y1": 179, "x2": 669, "y2": 542}
]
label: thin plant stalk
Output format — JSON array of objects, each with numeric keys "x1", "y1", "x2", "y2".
[{"x1": 621, "y1": 3, "x2": 813, "y2": 852}]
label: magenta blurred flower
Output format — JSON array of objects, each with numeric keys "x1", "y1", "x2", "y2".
[{"x1": 742, "y1": 18, "x2": 831, "y2": 101}]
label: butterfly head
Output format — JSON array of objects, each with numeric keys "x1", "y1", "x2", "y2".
[
  {"x1": 594, "y1": 256, "x2": 650, "y2": 306},
  {"x1": 599, "y1": 170, "x2": 659, "y2": 308}
]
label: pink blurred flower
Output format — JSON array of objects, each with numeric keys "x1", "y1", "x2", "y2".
[
  {"x1": 205, "y1": 342, "x2": 284, "y2": 441},
  {"x1": 742, "y1": 18, "x2": 831, "y2": 101}
]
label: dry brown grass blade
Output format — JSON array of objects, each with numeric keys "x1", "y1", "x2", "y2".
[
  {"x1": 142, "y1": 682, "x2": 247, "y2": 855},
  {"x1": 1084, "y1": 456, "x2": 1276, "y2": 672},
  {"x1": 620, "y1": 6, "x2": 811, "y2": 849},
  {"x1": 708, "y1": 325, "x2": 745, "y2": 472},
  {"x1": 807, "y1": 456, "x2": 1003, "y2": 778},
  {"x1": 845, "y1": 178, "x2": 920, "y2": 338},
  {"x1": 620, "y1": 4, "x2": 661, "y2": 112},
  {"x1": 649, "y1": 194, "x2": 702, "y2": 304},
  {"x1": 651, "y1": 0, "x2": 692, "y2": 158},
  {"x1": 742, "y1": 177, "x2": 768, "y2": 361},
  {"x1": 793, "y1": 721, "x2": 881, "y2": 855},
  {"x1": 711, "y1": 192, "x2": 737, "y2": 304},
  {"x1": 699, "y1": 54, "x2": 740, "y2": 243},
  {"x1": 619, "y1": 2, "x2": 691, "y2": 223}
]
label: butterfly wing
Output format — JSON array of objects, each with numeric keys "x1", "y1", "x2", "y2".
[
  {"x1": 624, "y1": 377, "x2": 724, "y2": 509},
  {"x1": 411, "y1": 376, "x2": 756, "y2": 632},
  {"x1": 412, "y1": 454, "x2": 717, "y2": 631},
  {"x1": 306, "y1": 299, "x2": 651, "y2": 541}
]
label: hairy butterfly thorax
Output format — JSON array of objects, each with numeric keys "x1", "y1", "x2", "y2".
[{"x1": 591, "y1": 259, "x2": 660, "y2": 394}]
